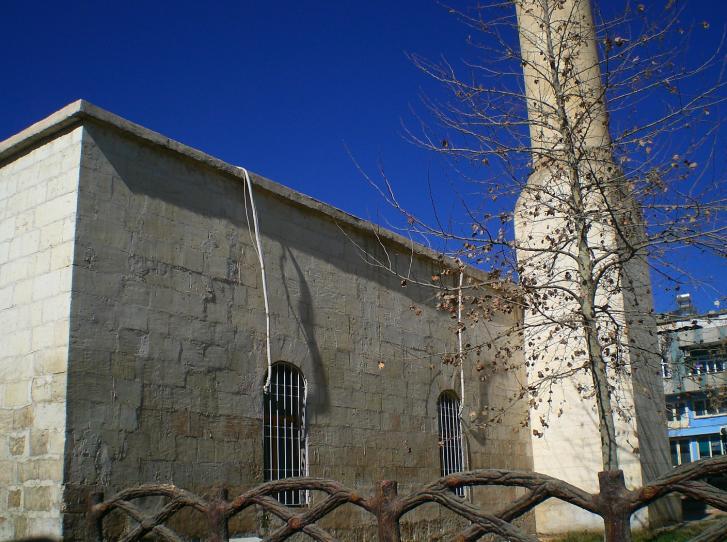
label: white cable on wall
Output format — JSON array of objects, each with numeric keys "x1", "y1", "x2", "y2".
[
  {"x1": 239, "y1": 167, "x2": 273, "y2": 393},
  {"x1": 457, "y1": 264, "x2": 465, "y2": 418},
  {"x1": 456, "y1": 263, "x2": 469, "y2": 489}
]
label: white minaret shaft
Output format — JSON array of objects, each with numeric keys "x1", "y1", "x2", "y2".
[
  {"x1": 517, "y1": 0, "x2": 610, "y2": 159},
  {"x1": 513, "y1": 0, "x2": 676, "y2": 535}
]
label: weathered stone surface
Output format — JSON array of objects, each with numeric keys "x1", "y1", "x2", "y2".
[
  {"x1": 0, "y1": 125, "x2": 79, "y2": 539},
  {"x1": 7, "y1": 489, "x2": 21, "y2": 508},
  {"x1": 2, "y1": 103, "x2": 534, "y2": 541},
  {"x1": 24, "y1": 486, "x2": 54, "y2": 511},
  {"x1": 9, "y1": 436, "x2": 25, "y2": 456}
]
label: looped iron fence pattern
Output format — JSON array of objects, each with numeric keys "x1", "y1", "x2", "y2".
[{"x1": 87, "y1": 455, "x2": 727, "y2": 541}]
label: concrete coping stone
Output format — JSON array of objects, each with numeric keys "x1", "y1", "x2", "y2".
[{"x1": 0, "y1": 99, "x2": 506, "y2": 288}]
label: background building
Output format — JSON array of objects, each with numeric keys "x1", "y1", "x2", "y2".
[{"x1": 660, "y1": 294, "x2": 727, "y2": 467}]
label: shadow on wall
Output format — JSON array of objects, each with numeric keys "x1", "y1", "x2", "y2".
[
  {"x1": 278, "y1": 246, "x2": 330, "y2": 415},
  {"x1": 86, "y1": 124, "x2": 248, "y2": 229},
  {"x1": 464, "y1": 377, "x2": 492, "y2": 448},
  {"x1": 87, "y1": 122, "x2": 446, "y2": 306},
  {"x1": 86, "y1": 122, "x2": 450, "y2": 419}
]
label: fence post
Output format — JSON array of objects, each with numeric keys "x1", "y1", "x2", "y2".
[
  {"x1": 208, "y1": 487, "x2": 229, "y2": 542},
  {"x1": 87, "y1": 491, "x2": 104, "y2": 542},
  {"x1": 375, "y1": 480, "x2": 401, "y2": 542},
  {"x1": 598, "y1": 470, "x2": 632, "y2": 542}
]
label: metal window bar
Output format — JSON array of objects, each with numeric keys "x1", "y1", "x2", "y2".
[
  {"x1": 263, "y1": 363, "x2": 307, "y2": 505},
  {"x1": 438, "y1": 392, "x2": 465, "y2": 497}
]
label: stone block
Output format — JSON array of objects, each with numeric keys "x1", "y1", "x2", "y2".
[
  {"x1": 31, "y1": 269, "x2": 66, "y2": 301},
  {"x1": 23, "y1": 486, "x2": 53, "y2": 511},
  {"x1": 8, "y1": 230, "x2": 41, "y2": 264},
  {"x1": 3, "y1": 330, "x2": 31, "y2": 360},
  {"x1": 46, "y1": 171, "x2": 77, "y2": 200},
  {"x1": 12, "y1": 406, "x2": 33, "y2": 430},
  {"x1": 35, "y1": 193, "x2": 76, "y2": 228},
  {"x1": 20, "y1": 459, "x2": 62, "y2": 482},
  {"x1": 149, "y1": 430, "x2": 177, "y2": 461},
  {"x1": 0, "y1": 460, "x2": 16, "y2": 483},
  {"x1": 30, "y1": 430, "x2": 49, "y2": 456},
  {"x1": 31, "y1": 323, "x2": 56, "y2": 352},
  {"x1": 0, "y1": 409, "x2": 11, "y2": 435},
  {"x1": 113, "y1": 378, "x2": 142, "y2": 406},
  {"x1": 9, "y1": 436, "x2": 25, "y2": 456},
  {"x1": 0, "y1": 216, "x2": 15, "y2": 242},
  {"x1": 115, "y1": 404, "x2": 140, "y2": 432},
  {"x1": 117, "y1": 304, "x2": 149, "y2": 332},
  {"x1": 178, "y1": 340, "x2": 204, "y2": 365},
  {"x1": 11, "y1": 516, "x2": 29, "y2": 540},
  {"x1": 41, "y1": 294, "x2": 72, "y2": 324},
  {"x1": 146, "y1": 310, "x2": 170, "y2": 335},
  {"x1": 3, "y1": 380, "x2": 30, "y2": 407},
  {"x1": 7, "y1": 488, "x2": 21, "y2": 508},
  {"x1": 33, "y1": 403, "x2": 65, "y2": 431},
  {"x1": 201, "y1": 345, "x2": 229, "y2": 369},
  {"x1": 46, "y1": 429, "x2": 64, "y2": 455},
  {"x1": 49, "y1": 243, "x2": 73, "y2": 270},
  {"x1": 0, "y1": 285, "x2": 12, "y2": 311},
  {"x1": 9, "y1": 281, "x2": 29, "y2": 309},
  {"x1": 175, "y1": 436, "x2": 198, "y2": 463}
]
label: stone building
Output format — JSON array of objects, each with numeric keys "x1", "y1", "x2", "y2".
[{"x1": 0, "y1": 101, "x2": 533, "y2": 540}]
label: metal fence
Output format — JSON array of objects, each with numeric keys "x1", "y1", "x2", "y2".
[{"x1": 87, "y1": 455, "x2": 727, "y2": 542}]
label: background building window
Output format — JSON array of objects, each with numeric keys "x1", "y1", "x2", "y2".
[
  {"x1": 694, "y1": 400, "x2": 708, "y2": 417},
  {"x1": 690, "y1": 397, "x2": 727, "y2": 417},
  {"x1": 263, "y1": 362, "x2": 307, "y2": 505},
  {"x1": 670, "y1": 439, "x2": 691, "y2": 466},
  {"x1": 686, "y1": 346, "x2": 727, "y2": 375},
  {"x1": 697, "y1": 435, "x2": 724, "y2": 460},
  {"x1": 437, "y1": 391, "x2": 465, "y2": 497}
]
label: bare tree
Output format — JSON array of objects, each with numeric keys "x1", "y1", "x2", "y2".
[{"x1": 360, "y1": 0, "x2": 727, "y2": 539}]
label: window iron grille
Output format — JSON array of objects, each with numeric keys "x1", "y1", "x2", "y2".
[
  {"x1": 437, "y1": 391, "x2": 465, "y2": 497},
  {"x1": 685, "y1": 346, "x2": 727, "y2": 375},
  {"x1": 263, "y1": 362, "x2": 308, "y2": 506}
]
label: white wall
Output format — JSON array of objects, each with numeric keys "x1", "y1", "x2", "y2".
[{"x1": 0, "y1": 126, "x2": 82, "y2": 539}]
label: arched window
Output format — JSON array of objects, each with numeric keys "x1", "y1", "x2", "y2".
[
  {"x1": 437, "y1": 390, "x2": 465, "y2": 497},
  {"x1": 263, "y1": 362, "x2": 307, "y2": 505}
]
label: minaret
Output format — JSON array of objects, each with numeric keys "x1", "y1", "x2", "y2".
[{"x1": 513, "y1": 0, "x2": 676, "y2": 534}]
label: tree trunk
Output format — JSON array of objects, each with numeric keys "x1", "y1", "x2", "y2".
[
  {"x1": 375, "y1": 480, "x2": 402, "y2": 542},
  {"x1": 538, "y1": 0, "x2": 621, "y2": 473},
  {"x1": 599, "y1": 470, "x2": 632, "y2": 542},
  {"x1": 207, "y1": 487, "x2": 229, "y2": 542}
]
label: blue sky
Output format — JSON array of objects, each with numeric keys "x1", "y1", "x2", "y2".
[{"x1": 1, "y1": 1, "x2": 725, "y2": 313}]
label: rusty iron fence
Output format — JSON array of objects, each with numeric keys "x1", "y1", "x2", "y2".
[{"x1": 87, "y1": 455, "x2": 727, "y2": 542}]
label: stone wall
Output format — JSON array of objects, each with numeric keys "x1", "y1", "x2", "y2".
[
  {"x1": 60, "y1": 120, "x2": 533, "y2": 539},
  {"x1": 0, "y1": 127, "x2": 81, "y2": 539}
]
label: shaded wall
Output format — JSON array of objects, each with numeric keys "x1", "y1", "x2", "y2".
[{"x1": 62, "y1": 122, "x2": 532, "y2": 539}]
